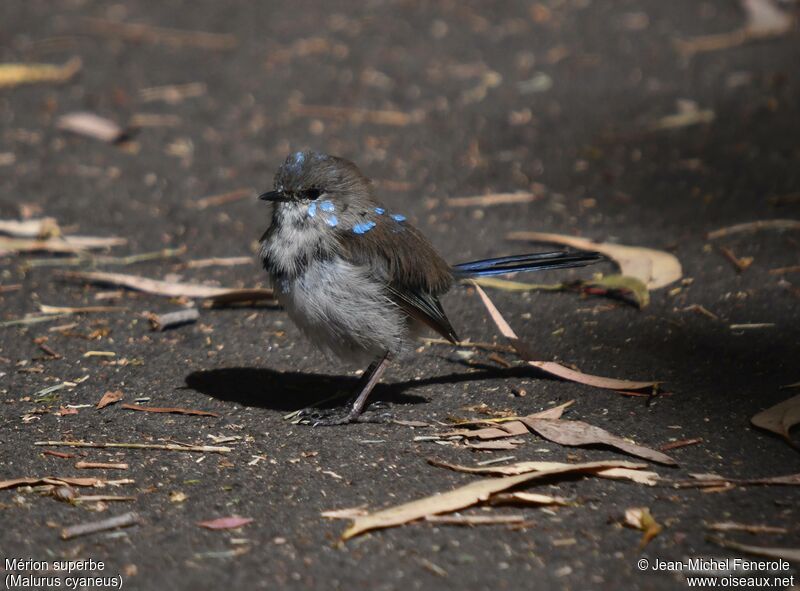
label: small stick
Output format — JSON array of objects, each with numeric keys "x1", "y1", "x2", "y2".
[
  {"x1": 147, "y1": 308, "x2": 199, "y2": 331},
  {"x1": 35, "y1": 440, "x2": 231, "y2": 454},
  {"x1": 75, "y1": 461, "x2": 129, "y2": 470},
  {"x1": 61, "y1": 511, "x2": 141, "y2": 540},
  {"x1": 75, "y1": 495, "x2": 136, "y2": 503},
  {"x1": 422, "y1": 338, "x2": 517, "y2": 353},
  {"x1": 659, "y1": 438, "x2": 703, "y2": 452}
]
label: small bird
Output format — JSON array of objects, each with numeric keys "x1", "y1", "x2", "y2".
[{"x1": 259, "y1": 151, "x2": 602, "y2": 425}]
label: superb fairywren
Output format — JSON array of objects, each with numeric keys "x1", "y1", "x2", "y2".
[{"x1": 259, "y1": 151, "x2": 602, "y2": 425}]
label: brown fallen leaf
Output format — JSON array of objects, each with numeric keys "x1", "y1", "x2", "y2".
[
  {"x1": 96, "y1": 390, "x2": 124, "y2": 409},
  {"x1": 448, "y1": 400, "x2": 574, "y2": 429},
  {"x1": 428, "y1": 458, "x2": 658, "y2": 486},
  {"x1": 59, "y1": 270, "x2": 273, "y2": 302},
  {"x1": 0, "y1": 57, "x2": 81, "y2": 88},
  {"x1": 706, "y1": 536, "x2": 800, "y2": 563},
  {"x1": 0, "y1": 476, "x2": 101, "y2": 490},
  {"x1": 507, "y1": 231, "x2": 681, "y2": 290},
  {"x1": 197, "y1": 516, "x2": 253, "y2": 530},
  {"x1": 56, "y1": 407, "x2": 79, "y2": 416},
  {"x1": 341, "y1": 460, "x2": 643, "y2": 540},
  {"x1": 707, "y1": 219, "x2": 800, "y2": 240},
  {"x1": 474, "y1": 283, "x2": 661, "y2": 392},
  {"x1": 706, "y1": 522, "x2": 789, "y2": 535},
  {"x1": 57, "y1": 112, "x2": 127, "y2": 143},
  {"x1": 121, "y1": 404, "x2": 219, "y2": 417},
  {"x1": 525, "y1": 418, "x2": 677, "y2": 466},
  {"x1": 751, "y1": 394, "x2": 800, "y2": 448},
  {"x1": 624, "y1": 507, "x2": 663, "y2": 549}
]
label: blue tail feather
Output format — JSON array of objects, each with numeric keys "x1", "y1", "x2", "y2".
[{"x1": 453, "y1": 250, "x2": 604, "y2": 278}]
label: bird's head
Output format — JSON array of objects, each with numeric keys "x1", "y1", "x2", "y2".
[{"x1": 259, "y1": 151, "x2": 374, "y2": 211}]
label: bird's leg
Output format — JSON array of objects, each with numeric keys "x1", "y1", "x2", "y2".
[{"x1": 296, "y1": 353, "x2": 391, "y2": 426}]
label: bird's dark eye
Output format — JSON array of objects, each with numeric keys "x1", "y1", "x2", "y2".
[{"x1": 305, "y1": 188, "x2": 322, "y2": 200}]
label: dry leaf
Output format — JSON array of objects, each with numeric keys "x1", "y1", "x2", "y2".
[
  {"x1": 96, "y1": 390, "x2": 124, "y2": 409},
  {"x1": 474, "y1": 283, "x2": 660, "y2": 392},
  {"x1": 59, "y1": 270, "x2": 274, "y2": 302},
  {"x1": 57, "y1": 112, "x2": 126, "y2": 143},
  {"x1": 624, "y1": 507, "x2": 663, "y2": 549},
  {"x1": 0, "y1": 57, "x2": 81, "y2": 88},
  {"x1": 321, "y1": 507, "x2": 369, "y2": 519},
  {"x1": 428, "y1": 458, "x2": 658, "y2": 485},
  {"x1": 706, "y1": 522, "x2": 789, "y2": 535},
  {"x1": 706, "y1": 536, "x2": 800, "y2": 563},
  {"x1": 121, "y1": 404, "x2": 219, "y2": 417},
  {"x1": 197, "y1": 516, "x2": 253, "y2": 530},
  {"x1": 341, "y1": 460, "x2": 642, "y2": 540},
  {"x1": 707, "y1": 219, "x2": 800, "y2": 240},
  {"x1": 674, "y1": 472, "x2": 800, "y2": 488},
  {"x1": 524, "y1": 419, "x2": 677, "y2": 466},
  {"x1": 584, "y1": 275, "x2": 650, "y2": 308},
  {"x1": 56, "y1": 407, "x2": 78, "y2": 416},
  {"x1": 751, "y1": 395, "x2": 800, "y2": 447},
  {"x1": 0, "y1": 235, "x2": 126, "y2": 255},
  {"x1": 507, "y1": 231, "x2": 681, "y2": 290}
]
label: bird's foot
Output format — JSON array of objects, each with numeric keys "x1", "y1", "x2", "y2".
[{"x1": 293, "y1": 402, "x2": 392, "y2": 427}]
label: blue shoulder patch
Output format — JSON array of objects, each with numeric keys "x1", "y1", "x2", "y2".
[
  {"x1": 390, "y1": 213, "x2": 406, "y2": 222},
  {"x1": 353, "y1": 221, "x2": 377, "y2": 234},
  {"x1": 307, "y1": 202, "x2": 317, "y2": 217},
  {"x1": 374, "y1": 207, "x2": 385, "y2": 215},
  {"x1": 325, "y1": 215, "x2": 338, "y2": 227},
  {"x1": 320, "y1": 200, "x2": 335, "y2": 212}
]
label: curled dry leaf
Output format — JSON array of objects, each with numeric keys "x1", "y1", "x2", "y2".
[
  {"x1": 524, "y1": 419, "x2": 677, "y2": 466},
  {"x1": 751, "y1": 394, "x2": 800, "y2": 448},
  {"x1": 0, "y1": 218, "x2": 61, "y2": 239},
  {"x1": 59, "y1": 270, "x2": 274, "y2": 303},
  {"x1": 624, "y1": 507, "x2": 663, "y2": 549},
  {"x1": 96, "y1": 390, "x2": 124, "y2": 409},
  {"x1": 197, "y1": 516, "x2": 253, "y2": 530},
  {"x1": 428, "y1": 458, "x2": 658, "y2": 486},
  {"x1": 474, "y1": 284, "x2": 660, "y2": 392},
  {"x1": 507, "y1": 231, "x2": 681, "y2": 290},
  {"x1": 341, "y1": 460, "x2": 643, "y2": 540}
]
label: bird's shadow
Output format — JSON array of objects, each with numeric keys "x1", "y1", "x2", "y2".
[{"x1": 184, "y1": 364, "x2": 538, "y2": 412}]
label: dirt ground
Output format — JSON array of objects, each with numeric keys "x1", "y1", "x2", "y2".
[{"x1": 1, "y1": 1, "x2": 799, "y2": 589}]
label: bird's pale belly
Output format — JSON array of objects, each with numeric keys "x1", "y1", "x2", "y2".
[{"x1": 273, "y1": 257, "x2": 411, "y2": 363}]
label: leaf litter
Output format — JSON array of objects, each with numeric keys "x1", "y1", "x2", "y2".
[
  {"x1": 623, "y1": 507, "x2": 663, "y2": 549},
  {"x1": 506, "y1": 231, "x2": 682, "y2": 290},
  {"x1": 750, "y1": 394, "x2": 800, "y2": 449},
  {"x1": 338, "y1": 460, "x2": 644, "y2": 540}
]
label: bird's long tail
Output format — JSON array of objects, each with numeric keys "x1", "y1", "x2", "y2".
[{"x1": 452, "y1": 250, "x2": 604, "y2": 278}]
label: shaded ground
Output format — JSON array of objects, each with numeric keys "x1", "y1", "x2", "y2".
[{"x1": 1, "y1": 1, "x2": 799, "y2": 589}]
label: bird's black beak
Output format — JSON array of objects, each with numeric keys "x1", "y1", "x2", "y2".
[{"x1": 259, "y1": 190, "x2": 288, "y2": 202}]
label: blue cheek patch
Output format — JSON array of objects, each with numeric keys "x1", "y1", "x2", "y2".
[
  {"x1": 325, "y1": 215, "x2": 338, "y2": 227},
  {"x1": 353, "y1": 221, "x2": 377, "y2": 234},
  {"x1": 390, "y1": 213, "x2": 406, "y2": 222},
  {"x1": 320, "y1": 200, "x2": 335, "y2": 212},
  {"x1": 374, "y1": 207, "x2": 385, "y2": 215},
  {"x1": 307, "y1": 202, "x2": 317, "y2": 218}
]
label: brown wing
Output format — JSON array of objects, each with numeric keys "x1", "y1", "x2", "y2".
[{"x1": 335, "y1": 217, "x2": 459, "y2": 344}]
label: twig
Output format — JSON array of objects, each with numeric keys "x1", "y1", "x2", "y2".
[
  {"x1": 192, "y1": 188, "x2": 254, "y2": 209},
  {"x1": 659, "y1": 438, "x2": 703, "y2": 452},
  {"x1": 446, "y1": 193, "x2": 539, "y2": 207},
  {"x1": 35, "y1": 440, "x2": 231, "y2": 453},
  {"x1": 83, "y1": 18, "x2": 237, "y2": 50},
  {"x1": 147, "y1": 308, "x2": 199, "y2": 331},
  {"x1": 707, "y1": 219, "x2": 800, "y2": 239},
  {"x1": 422, "y1": 338, "x2": 517, "y2": 353},
  {"x1": 75, "y1": 461, "x2": 129, "y2": 470},
  {"x1": 61, "y1": 511, "x2": 141, "y2": 540},
  {"x1": 288, "y1": 102, "x2": 425, "y2": 126},
  {"x1": 769, "y1": 265, "x2": 800, "y2": 275}
]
